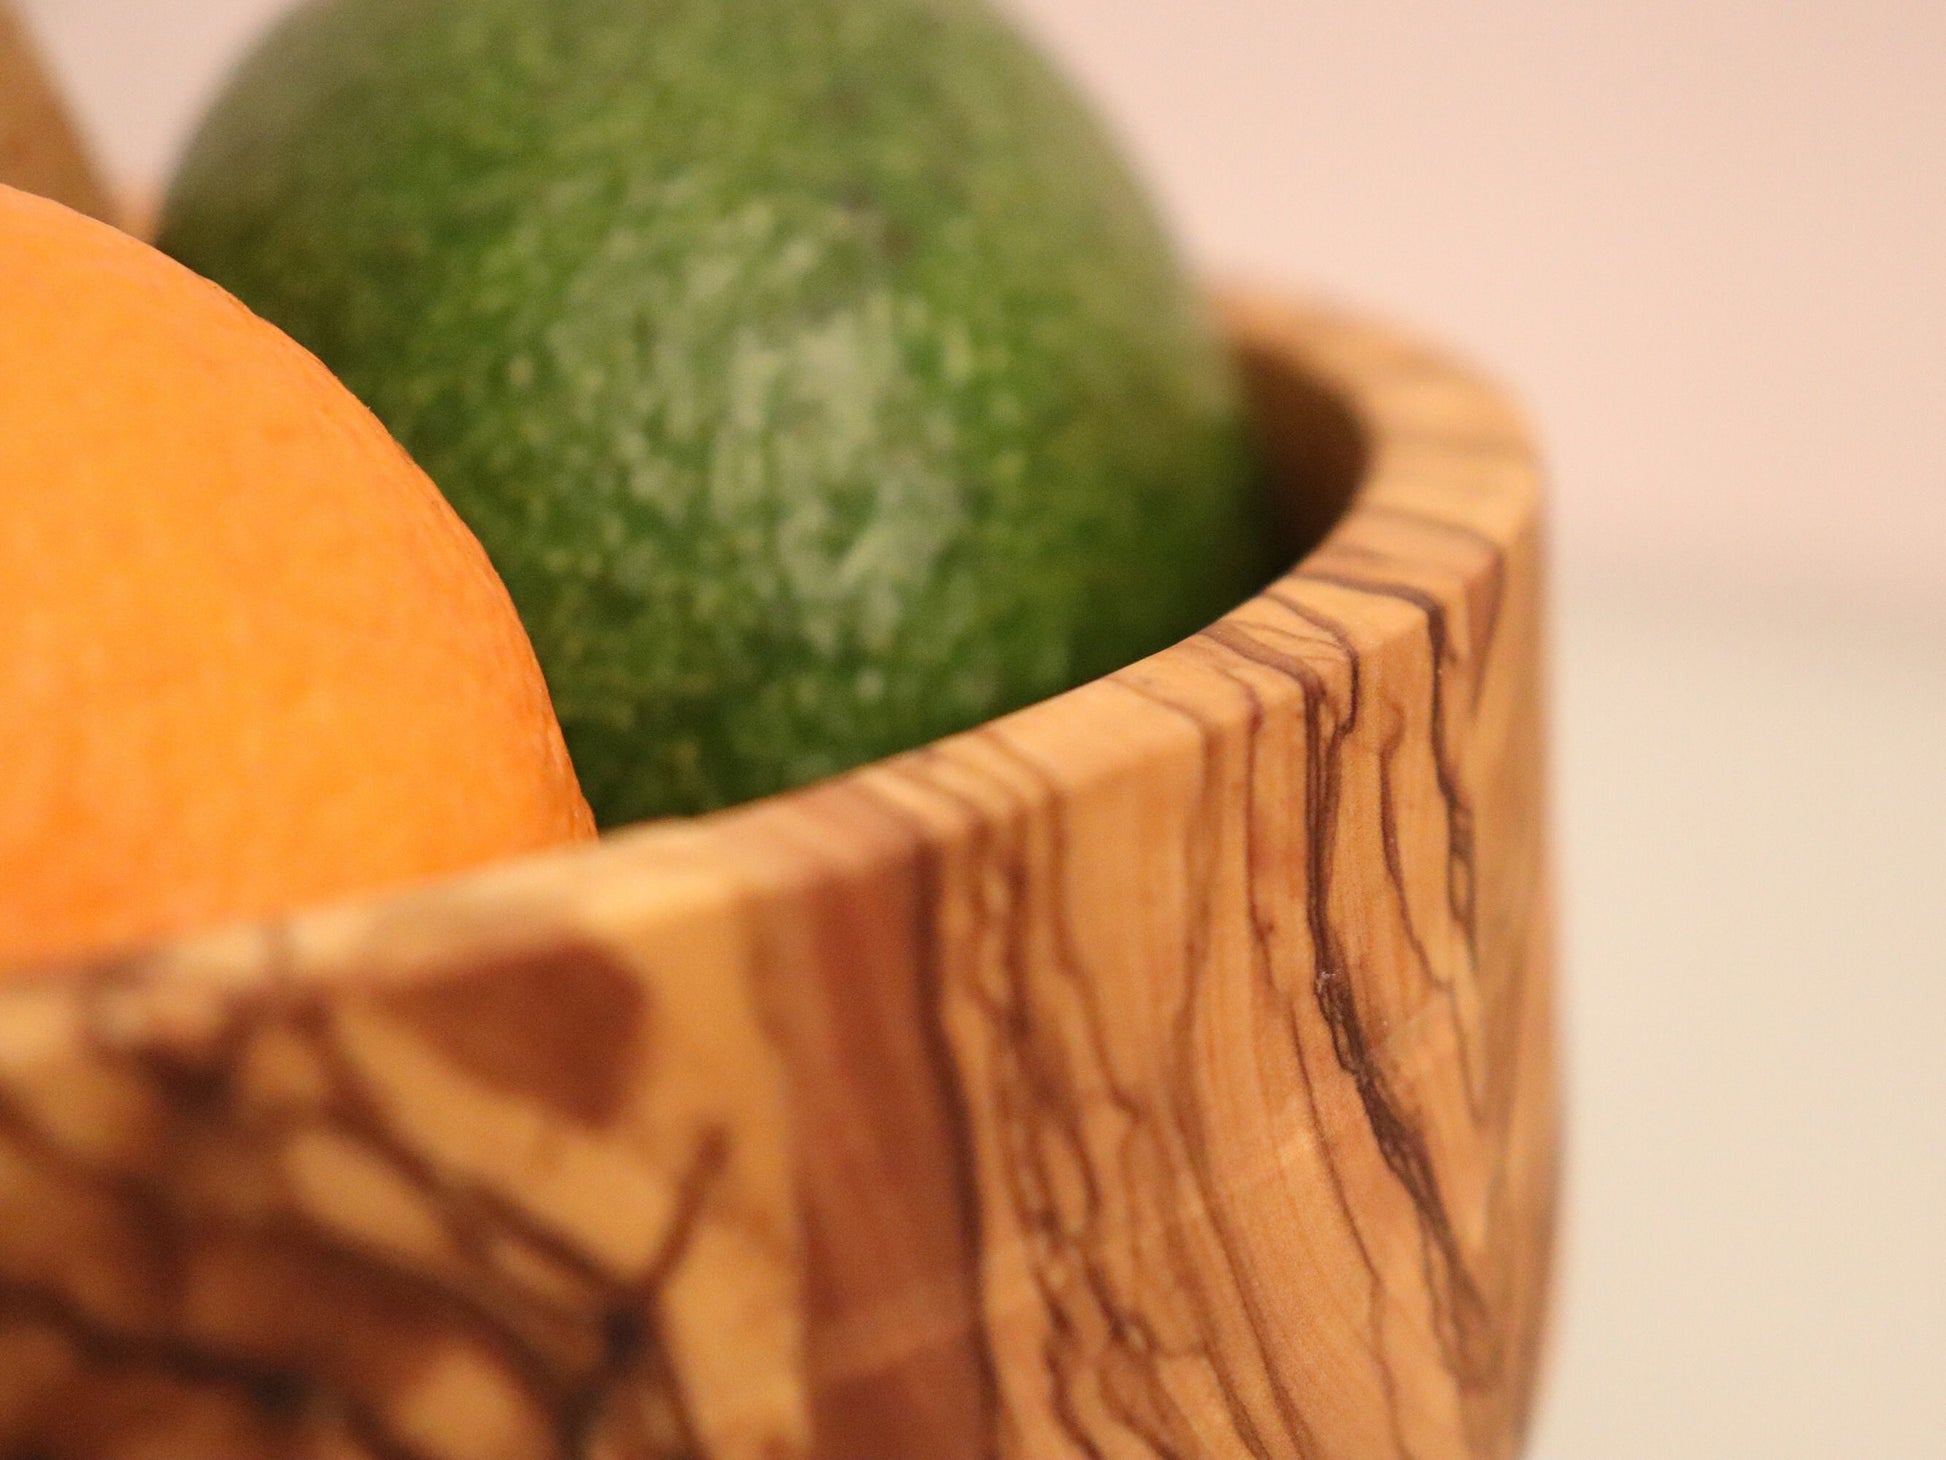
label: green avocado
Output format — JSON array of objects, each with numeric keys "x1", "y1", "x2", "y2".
[{"x1": 161, "y1": 0, "x2": 1265, "y2": 825}]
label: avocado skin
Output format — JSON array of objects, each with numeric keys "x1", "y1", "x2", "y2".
[{"x1": 161, "y1": 0, "x2": 1264, "y2": 825}]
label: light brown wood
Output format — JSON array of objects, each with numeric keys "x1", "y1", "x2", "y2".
[
  {"x1": 0, "y1": 3, "x2": 115, "y2": 224},
  {"x1": 0, "y1": 295, "x2": 1558, "y2": 1459}
]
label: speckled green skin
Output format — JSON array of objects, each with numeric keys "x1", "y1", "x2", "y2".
[{"x1": 161, "y1": 0, "x2": 1262, "y2": 825}]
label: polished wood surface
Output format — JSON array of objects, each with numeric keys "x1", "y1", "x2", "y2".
[
  {"x1": 0, "y1": 3, "x2": 114, "y2": 223},
  {"x1": 0, "y1": 295, "x2": 1557, "y2": 1459}
]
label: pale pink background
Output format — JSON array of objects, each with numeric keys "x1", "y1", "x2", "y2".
[{"x1": 19, "y1": 2, "x2": 1946, "y2": 1455}]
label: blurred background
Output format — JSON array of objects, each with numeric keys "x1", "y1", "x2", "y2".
[{"x1": 19, "y1": 0, "x2": 1946, "y2": 1453}]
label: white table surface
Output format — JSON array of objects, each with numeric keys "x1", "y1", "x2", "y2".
[{"x1": 1532, "y1": 577, "x2": 1946, "y2": 1458}]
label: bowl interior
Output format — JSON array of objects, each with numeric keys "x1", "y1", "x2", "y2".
[{"x1": 1235, "y1": 322, "x2": 1370, "y2": 565}]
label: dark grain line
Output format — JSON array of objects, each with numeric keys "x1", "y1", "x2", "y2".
[
  {"x1": 814, "y1": 771, "x2": 1004, "y2": 1460},
  {"x1": 285, "y1": 1003, "x2": 621, "y2": 1405},
  {"x1": 1292, "y1": 570, "x2": 1477, "y2": 961},
  {"x1": 1377, "y1": 730, "x2": 1446, "y2": 995},
  {"x1": 1357, "y1": 503, "x2": 1508, "y2": 713},
  {"x1": 905, "y1": 798, "x2": 1007, "y2": 1458},
  {"x1": 1377, "y1": 732, "x2": 1488, "y2": 1126},
  {"x1": 1189, "y1": 626, "x2": 1422, "y2": 1460},
  {"x1": 1119, "y1": 669, "x2": 1334, "y2": 1460},
  {"x1": 938, "y1": 739, "x2": 1177, "y2": 1458},
  {"x1": 564, "y1": 1130, "x2": 729, "y2": 1458},
  {"x1": 0, "y1": 1278, "x2": 433, "y2": 1460},
  {"x1": 1152, "y1": 651, "x2": 1420, "y2": 1460},
  {"x1": 1203, "y1": 613, "x2": 1499, "y2": 1394},
  {"x1": 910, "y1": 727, "x2": 1307, "y2": 1458},
  {"x1": 0, "y1": 953, "x2": 724, "y2": 1458}
]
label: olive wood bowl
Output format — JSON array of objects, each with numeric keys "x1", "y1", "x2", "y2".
[
  {"x1": 0, "y1": 288, "x2": 1557, "y2": 1459},
  {"x1": 4, "y1": 18, "x2": 1557, "y2": 1452}
]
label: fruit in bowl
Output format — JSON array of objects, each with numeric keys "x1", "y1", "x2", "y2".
[
  {"x1": 159, "y1": 0, "x2": 1269, "y2": 826},
  {"x1": 0, "y1": 186, "x2": 593, "y2": 972}
]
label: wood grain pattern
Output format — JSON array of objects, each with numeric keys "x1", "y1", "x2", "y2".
[
  {"x1": 0, "y1": 295, "x2": 1558, "y2": 1459},
  {"x1": 0, "y1": 3, "x2": 115, "y2": 223}
]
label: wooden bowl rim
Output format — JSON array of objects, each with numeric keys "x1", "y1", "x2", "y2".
[{"x1": 0, "y1": 288, "x2": 1539, "y2": 1030}]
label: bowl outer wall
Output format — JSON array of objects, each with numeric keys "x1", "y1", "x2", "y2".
[{"x1": 0, "y1": 292, "x2": 1557, "y2": 1460}]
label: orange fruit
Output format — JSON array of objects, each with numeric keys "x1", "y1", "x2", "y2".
[{"x1": 0, "y1": 186, "x2": 595, "y2": 972}]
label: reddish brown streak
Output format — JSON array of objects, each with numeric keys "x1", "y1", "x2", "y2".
[
  {"x1": 1184, "y1": 625, "x2": 1425, "y2": 1459},
  {"x1": 1376, "y1": 730, "x2": 1491, "y2": 1129},
  {"x1": 1290, "y1": 568, "x2": 1478, "y2": 963},
  {"x1": 0, "y1": 950, "x2": 720, "y2": 1460},
  {"x1": 842, "y1": 773, "x2": 1005, "y2": 1459},
  {"x1": 1358, "y1": 503, "x2": 1509, "y2": 713},
  {"x1": 899, "y1": 743, "x2": 1202, "y2": 1459},
  {"x1": 1201, "y1": 612, "x2": 1500, "y2": 1395}
]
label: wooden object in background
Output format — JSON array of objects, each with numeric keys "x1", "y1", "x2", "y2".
[
  {"x1": 0, "y1": 2, "x2": 114, "y2": 223},
  {"x1": 0, "y1": 295, "x2": 1558, "y2": 1459}
]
